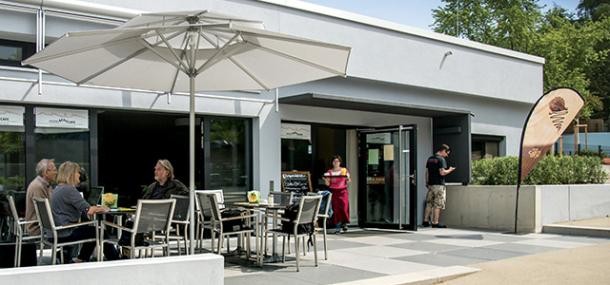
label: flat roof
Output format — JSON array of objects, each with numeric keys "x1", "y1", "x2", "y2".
[{"x1": 258, "y1": 0, "x2": 545, "y2": 64}]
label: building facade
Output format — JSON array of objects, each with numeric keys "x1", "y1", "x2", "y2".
[{"x1": 0, "y1": 0, "x2": 543, "y2": 228}]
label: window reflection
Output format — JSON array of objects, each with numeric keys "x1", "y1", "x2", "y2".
[
  {"x1": 35, "y1": 128, "x2": 90, "y2": 174},
  {"x1": 207, "y1": 118, "x2": 249, "y2": 196},
  {"x1": 0, "y1": 127, "x2": 25, "y2": 192}
]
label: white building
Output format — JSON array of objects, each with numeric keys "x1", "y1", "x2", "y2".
[{"x1": 0, "y1": 0, "x2": 543, "y2": 228}]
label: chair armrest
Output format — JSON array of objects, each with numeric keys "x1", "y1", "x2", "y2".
[
  {"x1": 102, "y1": 221, "x2": 133, "y2": 233},
  {"x1": 18, "y1": 220, "x2": 39, "y2": 226},
  {"x1": 55, "y1": 220, "x2": 96, "y2": 230}
]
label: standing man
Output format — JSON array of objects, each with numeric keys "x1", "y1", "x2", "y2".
[
  {"x1": 422, "y1": 144, "x2": 455, "y2": 228},
  {"x1": 25, "y1": 159, "x2": 57, "y2": 235}
]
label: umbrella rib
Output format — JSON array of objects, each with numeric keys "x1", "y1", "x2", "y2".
[
  {"x1": 198, "y1": 30, "x2": 220, "y2": 48},
  {"x1": 245, "y1": 41, "x2": 346, "y2": 76},
  {"x1": 155, "y1": 30, "x2": 190, "y2": 73},
  {"x1": 138, "y1": 38, "x2": 189, "y2": 75},
  {"x1": 227, "y1": 57, "x2": 270, "y2": 90},
  {"x1": 170, "y1": 35, "x2": 190, "y2": 94},
  {"x1": 123, "y1": 16, "x2": 183, "y2": 28},
  {"x1": 195, "y1": 34, "x2": 240, "y2": 75},
  {"x1": 75, "y1": 31, "x2": 185, "y2": 85}
]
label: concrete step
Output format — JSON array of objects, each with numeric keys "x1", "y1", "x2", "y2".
[{"x1": 542, "y1": 224, "x2": 610, "y2": 238}]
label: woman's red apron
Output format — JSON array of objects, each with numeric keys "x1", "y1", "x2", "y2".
[{"x1": 327, "y1": 169, "x2": 350, "y2": 225}]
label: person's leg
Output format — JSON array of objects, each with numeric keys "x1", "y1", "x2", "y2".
[
  {"x1": 422, "y1": 188, "x2": 433, "y2": 226},
  {"x1": 432, "y1": 208, "x2": 441, "y2": 224},
  {"x1": 57, "y1": 226, "x2": 97, "y2": 262},
  {"x1": 431, "y1": 185, "x2": 447, "y2": 228}
]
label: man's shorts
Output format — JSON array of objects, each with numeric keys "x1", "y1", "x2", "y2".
[{"x1": 425, "y1": 185, "x2": 446, "y2": 209}]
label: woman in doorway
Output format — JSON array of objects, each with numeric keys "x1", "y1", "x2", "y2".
[{"x1": 324, "y1": 155, "x2": 351, "y2": 234}]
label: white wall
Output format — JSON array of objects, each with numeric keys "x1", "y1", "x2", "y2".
[{"x1": 0, "y1": 254, "x2": 224, "y2": 285}]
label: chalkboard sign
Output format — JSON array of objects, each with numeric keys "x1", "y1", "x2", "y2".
[{"x1": 281, "y1": 171, "x2": 312, "y2": 194}]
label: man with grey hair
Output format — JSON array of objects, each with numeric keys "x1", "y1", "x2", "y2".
[{"x1": 25, "y1": 159, "x2": 57, "y2": 235}]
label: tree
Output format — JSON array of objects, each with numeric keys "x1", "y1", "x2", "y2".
[
  {"x1": 432, "y1": 0, "x2": 542, "y2": 53},
  {"x1": 432, "y1": 0, "x2": 610, "y2": 120}
]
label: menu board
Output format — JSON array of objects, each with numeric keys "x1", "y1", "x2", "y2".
[{"x1": 281, "y1": 171, "x2": 312, "y2": 194}]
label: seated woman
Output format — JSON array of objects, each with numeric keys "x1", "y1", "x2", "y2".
[
  {"x1": 142, "y1": 159, "x2": 188, "y2": 199},
  {"x1": 51, "y1": 161, "x2": 119, "y2": 262}
]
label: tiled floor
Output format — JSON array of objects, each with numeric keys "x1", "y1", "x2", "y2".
[{"x1": 224, "y1": 227, "x2": 610, "y2": 285}]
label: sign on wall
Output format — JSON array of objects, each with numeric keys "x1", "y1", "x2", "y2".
[
  {"x1": 281, "y1": 123, "x2": 311, "y2": 140},
  {"x1": 0, "y1": 106, "x2": 25, "y2": 127},
  {"x1": 35, "y1": 107, "x2": 89, "y2": 129}
]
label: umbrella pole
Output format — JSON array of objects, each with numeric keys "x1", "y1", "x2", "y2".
[{"x1": 189, "y1": 75, "x2": 196, "y2": 254}]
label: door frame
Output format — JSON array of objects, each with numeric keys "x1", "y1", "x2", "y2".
[{"x1": 357, "y1": 124, "x2": 418, "y2": 231}]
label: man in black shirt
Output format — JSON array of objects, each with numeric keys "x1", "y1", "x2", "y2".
[{"x1": 422, "y1": 144, "x2": 455, "y2": 228}]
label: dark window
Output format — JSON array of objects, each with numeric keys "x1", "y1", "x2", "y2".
[
  {"x1": 206, "y1": 117, "x2": 251, "y2": 195},
  {"x1": 471, "y1": 134, "x2": 503, "y2": 160},
  {"x1": 0, "y1": 39, "x2": 35, "y2": 67}
]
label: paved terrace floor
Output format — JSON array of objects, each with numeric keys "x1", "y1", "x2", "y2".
[{"x1": 224, "y1": 227, "x2": 610, "y2": 285}]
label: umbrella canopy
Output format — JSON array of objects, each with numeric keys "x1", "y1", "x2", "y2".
[
  {"x1": 24, "y1": 10, "x2": 350, "y2": 92},
  {"x1": 23, "y1": 10, "x2": 351, "y2": 254}
]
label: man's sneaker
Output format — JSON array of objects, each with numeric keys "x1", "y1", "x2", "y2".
[
  {"x1": 431, "y1": 223, "x2": 447, "y2": 228},
  {"x1": 342, "y1": 224, "x2": 348, "y2": 232},
  {"x1": 422, "y1": 221, "x2": 430, "y2": 227}
]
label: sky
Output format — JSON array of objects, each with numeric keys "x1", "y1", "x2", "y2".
[{"x1": 300, "y1": 0, "x2": 581, "y2": 30}]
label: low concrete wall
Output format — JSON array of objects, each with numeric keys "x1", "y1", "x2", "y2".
[
  {"x1": 444, "y1": 184, "x2": 610, "y2": 233},
  {"x1": 0, "y1": 254, "x2": 224, "y2": 285},
  {"x1": 444, "y1": 185, "x2": 539, "y2": 233}
]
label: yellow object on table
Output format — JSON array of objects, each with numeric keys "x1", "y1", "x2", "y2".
[
  {"x1": 102, "y1": 193, "x2": 118, "y2": 208},
  {"x1": 247, "y1": 190, "x2": 260, "y2": 203}
]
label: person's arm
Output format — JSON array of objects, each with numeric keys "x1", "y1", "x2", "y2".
[
  {"x1": 345, "y1": 169, "x2": 351, "y2": 183},
  {"x1": 323, "y1": 172, "x2": 330, "y2": 186},
  {"x1": 439, "y1": 158, "x2": 455, "y2": 176}
]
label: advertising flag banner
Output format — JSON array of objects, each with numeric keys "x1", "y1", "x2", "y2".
[{"x1": 518, "y1": 88, "x2": 584, "y2": 183}]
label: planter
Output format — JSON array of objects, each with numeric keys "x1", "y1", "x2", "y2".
[{"x1": 444, "y1": 184, "x2": 610, "y2": 233}]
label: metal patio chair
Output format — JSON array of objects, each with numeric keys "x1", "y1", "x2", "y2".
[
  {"x1": 195, "y1": 189, "x2": 224, "y2": 251},
  {"x1": 102, "y1": 199, "x2": 175, "y2": 259},
  {"x1": 33, "y1": 197, "x2": 98, "y2": 265},
  {"x1": 8, "y1": 195, "x2": 43, "y2": 267},
  {"x1": 267, "y1": 195, "x2": 322, "y2": 272},
  {"x1": 204, "y1": 193, "x2": 257, "y2": 257}
]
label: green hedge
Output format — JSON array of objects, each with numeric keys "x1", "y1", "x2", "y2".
[{"x1": 471, "y1": 155, "x2": 608, "y2": 185}]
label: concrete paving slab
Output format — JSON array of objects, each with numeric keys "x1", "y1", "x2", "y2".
[
  {"x1": 394, "y1": 253, "x2": 487, "y2": 267},
  {"x1": 389, "y1": 241, "x2": 469, "y2": 253},
  {"x1": 426, "y1": 237, "x2": 503, "y2": 248},
  {"x1": 513, "y1": 238, "x2": 593, "y2": 249},
  {"x1": 443, "y1": 247, "x2": 525, "y2": 261},
  {"x1": 346, "y1": 235, "x2": 415, "y2": 246},
  {"x1": 335, "y1": 245, "x2": 426, "y2": 258},
  {"x1": 481, "y1": 242, "x2": 557, "y2": 254}
]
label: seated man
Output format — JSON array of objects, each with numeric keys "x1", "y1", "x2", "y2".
[{"x1": 142, "y1": 159, "x2": 188, "y2": 199}]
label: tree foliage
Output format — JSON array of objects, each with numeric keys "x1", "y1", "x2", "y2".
[{"x1": 432, "y1": 0, "x2": 610, "y2": 120}]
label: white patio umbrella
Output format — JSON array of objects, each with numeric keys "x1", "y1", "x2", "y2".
[{"x1": 23, "y1": 10, "x2": 350, "y2": 254}]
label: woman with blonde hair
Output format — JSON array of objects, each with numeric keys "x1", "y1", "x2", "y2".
[{"x1": 51, "y1": 161, "x2": 119, "y2": 262}]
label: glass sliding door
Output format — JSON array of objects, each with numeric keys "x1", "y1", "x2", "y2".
[{"x1": 358, "y1": 125, "x2": 417, "y2": 230}]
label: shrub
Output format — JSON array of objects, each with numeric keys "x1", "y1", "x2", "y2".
[{"x1": 471, "y1": 155, "x2": 607, "y2": 185}]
